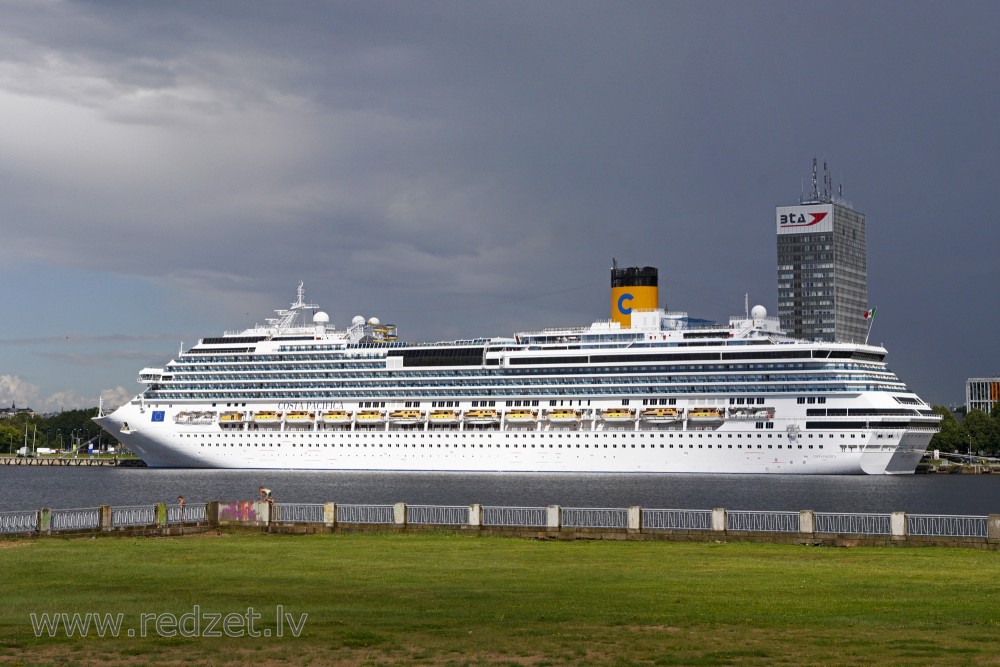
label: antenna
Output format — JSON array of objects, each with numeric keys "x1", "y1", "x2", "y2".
[
  {"x1": 811, "y1": 158, "x2": 818, "y2": 200},
  {"x1": 744, "y1": 292, "x2": 749, "y2": 318}
]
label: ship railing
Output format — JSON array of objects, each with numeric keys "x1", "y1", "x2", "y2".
[
  {"x1": 907, "y1": 514, "x2": 988, "y2": 539},
  {"x1": 0, "y1": 510, "x2": 39, "y2": 534},
  {"x1": 51, "y1": 507, "x2": 101, "y2": 531},
  {"x1": 726, "y1": 509, "x2": 800, "y2": 533},
  {"x1": 562, "y1": 507, "x2": 628, "y2": 530},
  {"x1": 407, "y1": 505, "x2": 469, "y2": 526},
  {"x1": 272, "y1": 503, "x2": 326, "y2": 524},
  {"x1": 814, "y1": 512, "x2": 891, "y2": 535},
  {"x1": 111, "y1": 505, "x2": 157, "y2": 528},
  {"x1": 482, "y1": 506, "x2": 547, "y2": 528},
  {"x1": 167, "y1": 503, "x2": 207, "y2": 524},
  {"x1": 642, "y1": 508, "x2": 713, "y2": 531},
  {"x1": 336, "y1": 503, "x2": 394, "y2": 525}
]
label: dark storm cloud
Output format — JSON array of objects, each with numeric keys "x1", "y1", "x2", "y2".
[{"x1": 0, "y1": 1, "x2": 996, "y2": 406}]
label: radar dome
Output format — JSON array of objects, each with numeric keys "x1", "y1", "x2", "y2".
[
  {"x1": 313, "y1": 311, "x2": 330, "y2": 325},
  {"x1": 352, "y1": 315, "x2": 366, "y2": 326},
  {"x1": 750, "y1": 305, "x2": 767, "y2": 319},
  {"x1": 368, "y1": 317, "x2": 380, "y2": 326}
]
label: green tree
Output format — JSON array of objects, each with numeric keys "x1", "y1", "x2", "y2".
[
  {"x1": 929, "y1": 406, "x2": 964, "y2": 453},
  {"x1": 0, "y1": 422, "x2": 20, "y2": 454},
  {"x1": 962, "y1": 409, "x2": 999, "y2": 457},
  {"x1": 42, "y1": 408, "x2": 103, "y2": 451}
]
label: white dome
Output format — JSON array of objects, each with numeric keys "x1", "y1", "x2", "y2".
[
  {"x1": 750, "y1": 305, "x2": 767, "y2": 319},
  {"x1": 313, "y1": 311, "x2": 330, "y2": 325},
  {"x1": 368, "y1": 317, "x2": 381, "y2": 326},
  {"x1": 351, "y1": 315, "x2": 366, "y2": 326}
]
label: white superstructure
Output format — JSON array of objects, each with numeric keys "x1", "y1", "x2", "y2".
[{"x1": 94, "y1": 279, "x2": 940, "y2": 474}]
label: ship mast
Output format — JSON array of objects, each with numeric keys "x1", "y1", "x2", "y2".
[{"x1": 265, "y1": 281, "x2": 319, "y2": 333}]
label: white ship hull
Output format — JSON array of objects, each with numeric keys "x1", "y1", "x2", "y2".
[{"x1": 95, "y1": 401, "x2": 934, "y2": 475}]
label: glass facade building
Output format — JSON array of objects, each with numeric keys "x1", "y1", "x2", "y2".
[
  {"x1": 966, "y1": 378, "x2": 1000, "y2": 415},
  {"x1": 776, "y1": 199, "x2": 867, "y2": 343}
]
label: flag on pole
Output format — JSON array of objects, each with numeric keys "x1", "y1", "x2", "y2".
[{"x1": 864, "y1": 307, "x2": 877, "y2": 320}]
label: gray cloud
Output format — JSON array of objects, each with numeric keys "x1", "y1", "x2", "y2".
[{"x1": 0, "y1": 1, "x2": 996, "y2": 406}]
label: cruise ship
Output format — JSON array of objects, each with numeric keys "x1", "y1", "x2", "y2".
[{"x1": 94, "y1": 267, "x2": 940, "y2": 474}]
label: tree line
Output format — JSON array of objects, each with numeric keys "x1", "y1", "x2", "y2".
[
  {"x1": 0, "y1": 408, "x2": 118, "y2": 454},
  {"x1": 929, "y1": 405, "x2": 1000, "y2": 456}
]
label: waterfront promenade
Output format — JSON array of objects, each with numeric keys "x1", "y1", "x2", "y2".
[{"x1": 3, "y1": 499, "x2": 999, "y2": 549}]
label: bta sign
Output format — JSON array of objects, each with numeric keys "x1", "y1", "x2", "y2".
[{"x1": 776, "y1": 203, "x2": 833, "y2": 235}]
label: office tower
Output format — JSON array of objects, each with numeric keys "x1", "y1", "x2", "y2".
[{"x1": 776, "y1": 160, "x2": 867, "y2": 342}]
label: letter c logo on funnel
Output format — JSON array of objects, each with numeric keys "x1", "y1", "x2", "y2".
[{"x1": 617, "y1": 293, "x2": 633, "y2": 315}]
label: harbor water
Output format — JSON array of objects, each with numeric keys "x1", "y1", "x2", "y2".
[{"x1": 3, "y1": 467, "x2": 1000, "y2": 516}]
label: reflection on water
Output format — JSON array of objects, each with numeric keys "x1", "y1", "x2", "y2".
[{"x1": 2, "y1": 467, "x2": 1000, "y2": 515}]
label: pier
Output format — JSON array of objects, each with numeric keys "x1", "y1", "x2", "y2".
[{"x1": 0, "y1": 455, "x2": 145, "y2": 467}]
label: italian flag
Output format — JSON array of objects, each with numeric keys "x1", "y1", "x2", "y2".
[{"x1": 864, "y1": 307, "x2": 877, "y2": 320}]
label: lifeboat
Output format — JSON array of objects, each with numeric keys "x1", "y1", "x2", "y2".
[
  {"x1": 640, "y1": 407, "x2": 681, "y2": 423},
  {"x1": 688, "y1": 408, "x2": 725, "y2": 424},
  {"x1": 285, "y1": 411, "x2": 315, "y2": 423},
  {"x1": 428, "y1": 410, "x2": 460, "y2": 424},
  {"x1": 464, "y1": 409, "x2": 499, "y2": 425},
  {"x1": 177, "y1": 411, "x2": 215, "y2": 425},
  {"x1": 219, "y1": 411, "x2": 245, "y2": 423},
  {"x1": 320, "y1": 410, "x2": 352, "y2": 424},
  {"x1": 600, "y1": 408, "x2": 635, "y2": 422},
  {"x1": 355, "y1": 410, "x2": 385, "y2": 425},
  {"x1": 505, "y1": 409, "x2": 537, "y2": 424},
  {"x1": 546, "y1": 409, "x2": 581, "y2": 424},
  {"x1": 729, "y1": 407, "x2": 774, "y2": 420},
  {"x1": 389, "y1": 409, "x2": 425, "y2": 425},
  {"x1": 253, "y1": 411, "x2": 281, "y2": 424}
]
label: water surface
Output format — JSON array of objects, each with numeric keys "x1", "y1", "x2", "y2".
[{"x1": 3, "y1": 467, "x2": 999, "y2": 515}]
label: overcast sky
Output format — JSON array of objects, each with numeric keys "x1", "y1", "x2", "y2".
[{"x1": 0, "y1": 1, "x2": 996, "y2": 412}]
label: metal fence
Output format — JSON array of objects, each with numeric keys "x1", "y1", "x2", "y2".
[
  {"x1": 50, "y1": 507, "x2": 101, "y2": 531},
  {"x1": 727, "y1": 510, "x2": 800, "y2": 533},
  {"x1": 273, "y1": 503, "x2": 326, "y2": 524},
  {"x1": 0, "y1": 510, "x2": 38, "y2": 534},
  {"x1": 482, "y1": 506, "x2": 547, "y2": 528},
  {"x1": 642, "y1": 508, "x2": 713, "y2": 531},
  {"x1": 336, "y1": 503, "x2": 394, "y2": 524},
  {"x1": 167, "y1": 503, "x2": 207, "y2": 525},
  {"x1": 562, "y1": 507, "x2": 628, "y2": 529},
  {"x1": 407, "y1": 505, "x2": 469, "y2": 526},
  {"x1": 815, "y1": 512, "x2": 892, "y2": 535},
  {"x1": 907, "y1": 514, "x2": 988, "y2": 539},
  {"x1": 3, "y1": 502, "x2": 998, "y2": 544},
  {"x1": 111, "y1": 505, "x2": 157, "y2": 528}
]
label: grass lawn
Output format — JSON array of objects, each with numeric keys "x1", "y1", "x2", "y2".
[{"x1": 1, "y1": 531, "x2": 999, "y2": 665}]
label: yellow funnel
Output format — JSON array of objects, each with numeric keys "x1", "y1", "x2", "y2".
[{"x1": 611, "y1": 266, "x2": 658, "y2": 328}]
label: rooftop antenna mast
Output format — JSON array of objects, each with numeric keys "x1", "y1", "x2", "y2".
[{"x1": 811, "y1": 158, "x2": 819, "y2": 200}]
